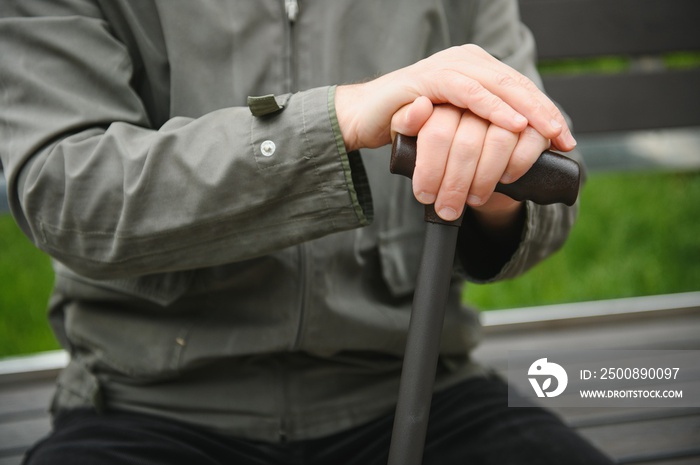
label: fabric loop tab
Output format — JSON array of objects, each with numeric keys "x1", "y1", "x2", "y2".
[{"x1": 247, "y1": 94, "x2": 289, "y2": 117}]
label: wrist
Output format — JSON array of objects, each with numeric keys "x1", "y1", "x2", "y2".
[
  {"x1": 334, "y1": 84, "x2": 364, "y2": 152},
  {"x1": 471, "y1": 196, "x2": 524, "y2": 239},
  {"x1": 334, "y1": 73, "x2": 413, "y2": 153}
]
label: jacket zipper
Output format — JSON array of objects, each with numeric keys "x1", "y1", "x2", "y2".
[
  {"x1": 285, "y1": 0, "x2": 299, "y2": 23},
  {"x1": 283, "y1": 0, "x2": 305, "y2": 352},
  {"x1": 284, "y1": 0, "x2": 299, "y2": 93},
  {"x1": 281, "y1": 0, "x2": 303, "y2": 441}
]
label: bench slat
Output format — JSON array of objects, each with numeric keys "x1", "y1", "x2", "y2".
[
  {"x1": 0, "y1": 416, "x2": 51, "y2": 459},
  {"x1": 578, "y1": 414, "x2": 700, "y2": 463},
  {"x1": 520, "y1": 0, "x2": 700, "y2": 59},
  {"x1": 543, "y1": 68, "x2": 700, "y2": 133},
  {"x1": 0, "y1": 382, "x2": 53, "y2": 419}
]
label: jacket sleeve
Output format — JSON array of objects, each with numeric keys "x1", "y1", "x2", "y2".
[
  {"x1": 454, "y1": 0, "x2": 584, "y2": 282},
  {"x1": 0, "y1": 6, "x2": 370, "y2": 279}
]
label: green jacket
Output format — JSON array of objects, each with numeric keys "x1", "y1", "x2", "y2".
[{"x1": 0, "y1": 0, "x2": 580, "y2": 441}]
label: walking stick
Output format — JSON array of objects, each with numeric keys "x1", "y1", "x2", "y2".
[{"x1": 386, "y1": 134, "x2": 581, "y2": 465}]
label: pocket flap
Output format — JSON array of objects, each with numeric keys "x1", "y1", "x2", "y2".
[{"x1": 378, "y1": 227, "x2": 424, "y2": 298}]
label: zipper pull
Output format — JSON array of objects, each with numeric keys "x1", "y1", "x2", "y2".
[{"x1": 285, "y1": 0, "x2": 299, "y2": 23}]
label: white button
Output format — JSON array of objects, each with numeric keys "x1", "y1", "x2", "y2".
[{"x1": 260, "y1": 140, "x2": 276, "y2": 157}]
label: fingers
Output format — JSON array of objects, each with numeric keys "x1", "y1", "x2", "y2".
[
  {"x1": 490, "y1": 71, "x2": 577, "y2": 152},
  {"x1": 423, "y1": 71, "x2": 529, "y2": 134},
  {"x1": 390, "y1": 96, "x2": 434, "y2": 139},
  {"x1": 432, "y1": 112, "x2": 488, "y2": 220},
  {"x1": 411, "y1": 45, "x2": 577, "y2": 151},
  {"x1": 483, "y1": 66, "x2": 568, "y2": 143},
  {"x1": 411, "y1": 107, "x2": 551, "y2": 222},
  {"x1": 500, "y1": 126, "x2": 550, "y2": 184},
  {"x1": 335, "y1": 44, "x2": 576, "y2": 156},
  {"x1": 412, "y1": 105, "x2": 463, "y2": 205},
  {"x1": 411, "y1": 106, "x2": 521, "y2": 221},
  {"x1": 456, "y1": 44, "x2": 570, "y2": 145},
  {"x1": 465, "y1": 124, "x2": 519, "y2": 207}
]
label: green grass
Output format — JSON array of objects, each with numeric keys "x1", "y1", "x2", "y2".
[
  {"x1": 664, "y1": 51, "x2": 700, "y2": 69},
  {"x1": 538, "y1": 56, "x2": 631, "y2": 75},
  {"x1": 464, "y1": 170, "x2": 700, "y2": 309},
  {"x1": 0, "y1": 215, "x2": 58, "y2": 357},
  {"x1": 1, "y1": 171, "x2": 700, "y2": 356},
  {"x1": 537, "y1": 51, "x2": 700, "y2": 75}
]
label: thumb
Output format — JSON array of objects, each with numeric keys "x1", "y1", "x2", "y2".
[{"x1": 390, "y1": 96, "x2": 433, "y2": 141}]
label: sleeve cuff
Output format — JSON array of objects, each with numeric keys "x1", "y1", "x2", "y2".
[
  {"x1": 327, "y1": 86, "x2": 373, "y2": 226},
  {"x1": 460, "y1": 199, "x2": 578, "y2": 284}
]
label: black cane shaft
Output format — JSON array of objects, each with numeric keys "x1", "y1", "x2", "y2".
[
  {"x1": 386, "y1": 133, "x2": 581, "y2": 465},
  {"x1": 387, "y1": 222, "x2": 460, "y2": 465}
]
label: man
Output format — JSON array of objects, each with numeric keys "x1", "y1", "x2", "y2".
[{"x1": 0, "y1": 1, "x2": 611, "y2": 463}]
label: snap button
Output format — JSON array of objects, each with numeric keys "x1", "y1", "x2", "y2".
[{"x1": 260, "y1": 140, "x2": 276, "y2": 157}]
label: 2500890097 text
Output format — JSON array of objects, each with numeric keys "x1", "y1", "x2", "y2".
[{"x1": 580, "y1": 368, "x2": 680, "y2": 381}]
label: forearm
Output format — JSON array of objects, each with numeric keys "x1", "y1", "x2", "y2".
[
  {"x1": 13, "y1": 88, "x2": 370, "y2": 278},
  {"x1": 0, "y1": 11, "x2": 377, "y2": 279}
]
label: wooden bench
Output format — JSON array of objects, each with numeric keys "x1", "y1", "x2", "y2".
[
  {"x1": 1, "y1": 295, "x2": 699, "y2": 464},
  {"x1": 520, "y1": 0, "x2": 700, "y2": 171},
  {"x1": 522, "y1": 0, "x2": 700, "y2": 133},
  {"x1": 477, "y1": 293, "x2": 700, "y2": 465},
  {"x1": 514, "y1": 2, "x2": 700, "y2": 462},
  {"x1": 2, "y1": 0, "x2": 700, "y2": 463}
]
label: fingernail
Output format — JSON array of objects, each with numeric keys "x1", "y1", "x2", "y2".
[
  {"x1": 438, "y1": 207, "x2": 458, "y2": 221},
  {"x1": 566, "y1": 130, "x2": 577, "y2": 147},
  {"x1": 417, "y1": 192, "x2": 436, "y2": 204},
  {"x1": 550, "y1": 119, "x2": 562, "y2": 130},
  {"x1": 467, "y1": 195, "x2": 482, "y2": 206},
  {"x1": 500, "y1": 173, "x2": 512, "y2": 184},
  {"x1": 514, "y1": 114, "x2": 527, "y2": 126}
]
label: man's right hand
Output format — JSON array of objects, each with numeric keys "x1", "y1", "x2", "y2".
[{"x1": 334, "y1": 44, "x2": 577, "y2": 221}]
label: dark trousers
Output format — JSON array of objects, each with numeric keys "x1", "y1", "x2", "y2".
[{"x1": 24, "y1": 375, "x2": 613, "y2": 465}]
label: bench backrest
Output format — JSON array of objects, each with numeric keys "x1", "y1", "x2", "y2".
[{"x1": 519, "y1": 0, "x2": 700, "y2": 134}]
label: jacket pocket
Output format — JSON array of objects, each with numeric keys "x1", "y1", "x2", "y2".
[{"x1": 377, "y1": 226, "x2": 424, "y2": 298}]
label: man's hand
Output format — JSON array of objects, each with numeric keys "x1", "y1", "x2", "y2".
[
  {"x1": 334, "y1": 44, "x2": 576, "y2": 223},
  {"x1": 391, "y1": 99, "x2": 550, "y2": 225},
  {"x1": 335, "y1": 44, "x2": 576, "y2": 152}
]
